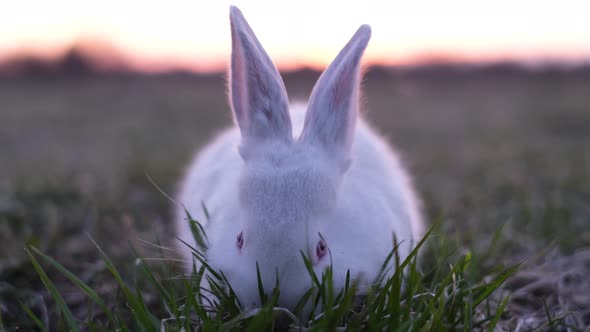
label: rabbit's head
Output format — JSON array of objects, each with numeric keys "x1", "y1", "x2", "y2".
[{"x1": 226, "y1": 6, "x2": 370, "y2": 307}]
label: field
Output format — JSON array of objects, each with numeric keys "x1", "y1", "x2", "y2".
[{"x1": 1, "y1": 67, "x2": 589, "y2": 330}]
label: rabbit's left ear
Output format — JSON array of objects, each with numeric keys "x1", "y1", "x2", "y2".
[
  {"x1": 229, "y1": 6, "x2": 292, "y2": 145},
  {"x1": 299, "y1": 25, "x2": 371, "y2": 171}
]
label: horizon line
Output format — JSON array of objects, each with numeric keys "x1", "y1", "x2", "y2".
[{"x1": 2, "y1": 42, "x2": 590, "y2": 75}]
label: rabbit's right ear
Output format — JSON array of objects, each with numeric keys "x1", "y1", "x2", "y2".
[
  {"x1": 229, "y1": 6, "x2": 293, "y2": 148},
  {"x1": 299, "y1": 25, "x2": 371, "y2": 172}
]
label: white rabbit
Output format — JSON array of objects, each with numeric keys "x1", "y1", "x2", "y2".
[{"x1": 175, "y1": 6, "x2": 424, "y2": 310}]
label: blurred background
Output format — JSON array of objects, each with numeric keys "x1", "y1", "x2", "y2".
[{"x1": 1, "y1": 1, "x2": 589, "y2": 329}]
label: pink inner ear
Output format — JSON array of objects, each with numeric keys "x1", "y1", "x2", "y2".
[
  {"x1": 231, "y1": 38, "x2": 248, "y2": 125},
  {"x1": 230, "y1": 18, "x2": 293, "y2": 143},
  {"x1": 332, "y1": 63, "x2": 353, "y2": 110}
]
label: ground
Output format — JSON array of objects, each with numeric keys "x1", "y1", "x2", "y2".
[{"x1": 0, "y1": 67, "x2": 589, "y2": 330}]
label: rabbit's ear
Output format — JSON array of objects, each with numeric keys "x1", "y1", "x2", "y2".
[
  {"x1": 299, "y1": 25, "x2": 371, "y2": 170},
  {"x1": 229, "y1": 6, "x2": 292, "y2": 145}
]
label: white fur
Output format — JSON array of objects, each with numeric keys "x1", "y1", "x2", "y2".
[{"x1": 175, "y1": 6, "x2": 424, "y2": 310}]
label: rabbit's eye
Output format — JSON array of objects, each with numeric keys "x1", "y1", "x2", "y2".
[
  {"x1": 316, "y1": 239, "x2": 327, "y2": 259},
  {"x1": 237, "y1": 231, "x2": 244, "y2": 249}
]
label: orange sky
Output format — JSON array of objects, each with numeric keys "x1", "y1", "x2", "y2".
[{"x1": 1, "y1": 0, "x2": 590, "y2": 72}]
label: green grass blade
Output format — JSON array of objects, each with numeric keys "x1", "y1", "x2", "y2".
[
  {"x1": 293, "y1": 287, "x2": 314, "y2": 318},
  {"x1": 256, "y1": 262, "x2": 267, "y2": 305},
  {"x1": 473, "y1": 262, "x2": 520, "y2": 307},
  {"x1": 487, "y1": 294, "x2": 509, "y2": 332},
  {"x1": 464, "y1": 291, "x2": 473, "y2": 331},
  {"x1": 88, "y1": 236, "x2": 158, "y2": 331},
  {"x1": 184, "y1": 207, "x2": 208, "y2": 251},
  {"x1": 28, "y1": 245, "x2": 118, "y2": 325},
  {"x1": 219, "y1": 270, "x2": 243, "y2": 311},
  {"x1": 177, "y1": 237, "x2": 223, "y2": 281},
  {"x1": 131, "y1": 248, "x2": 176, "y2": 314},
  {"x1": 200, "y1": 200, "x2": 210, "y2": 221},
  {"x1": 19, "y1": 301, "x2": 48, "y2": 332},
  {"x1": 300, "y1": 250, "x2": 321, "y2": 288},
  {"x1": 25, "y1": 247, "x2": 80, "y2": 332}
]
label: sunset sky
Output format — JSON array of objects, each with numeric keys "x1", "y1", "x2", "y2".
[{"x1": 1, "y1": 0, "x2": 590, "y2": 72}]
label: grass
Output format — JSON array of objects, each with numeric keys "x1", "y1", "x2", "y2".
[
  {"x1": 1, "y1": 68, "x2": 589, "y2": 330},
  {"x1": 22, "y1": 222, "x2": 520, "y2": 331}
]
